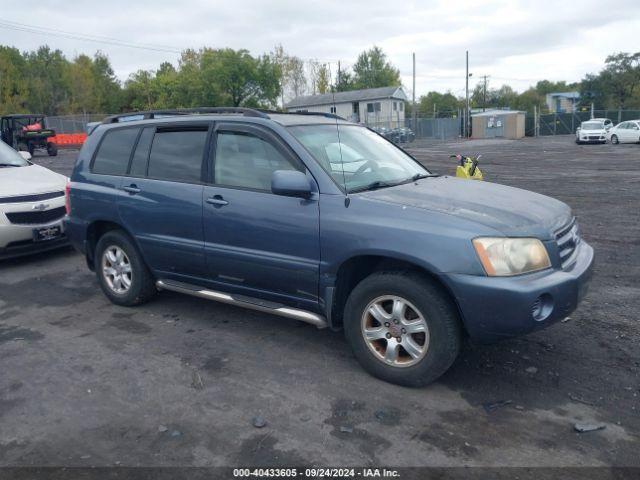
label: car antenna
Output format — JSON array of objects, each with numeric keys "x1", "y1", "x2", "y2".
[{"x1": 328, "y1": 62, "x2": 349, "y2": 207}]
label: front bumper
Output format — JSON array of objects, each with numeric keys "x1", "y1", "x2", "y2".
[
  {"x1": 443, "y1": 240, "x2": 594, "y2": 343},
  {"x1": 0, "y1": 198, "x2": 69, "y2": 260}
]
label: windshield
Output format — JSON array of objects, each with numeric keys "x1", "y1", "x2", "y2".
[
  {"x1": 581, "y1": 121, "x2": 604, "y2": 130},
  {"x1": 0, "y1": 140, "x2": 29, "y2": 167},
  {"x1": 289, "y1": 124, "x2": 429, "y2": 192}
]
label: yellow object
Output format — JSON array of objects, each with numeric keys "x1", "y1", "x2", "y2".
[{"x1": 455, "y1": 157, "x2": 483, "y2": 180}]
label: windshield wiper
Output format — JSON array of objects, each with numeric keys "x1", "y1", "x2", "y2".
[
  {"x1": 411, "y1": 173, "x2": 437, "y2": 181},
  {"x1": 349, "y1": 180, "x2": 399, "y2": 193},
  {"x1": 0, "y1": 163, "x2": 20, "y2": 168}
]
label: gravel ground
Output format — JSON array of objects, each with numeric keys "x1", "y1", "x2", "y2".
[{"x1": 0, "y1": 136, "x2": 638, "y2": 470}]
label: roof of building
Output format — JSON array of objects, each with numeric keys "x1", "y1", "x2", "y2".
[
  {"x1": 471, "y1": 109, "x2": 525, "y2": 117},
  {"x1": 285, "y1": 86, "x2": 406, "y2": 108},
  {"x1": 547, "y1": 91, "x2": 580, "y2": 99}
]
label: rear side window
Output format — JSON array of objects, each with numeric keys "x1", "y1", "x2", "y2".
[
  {"x1": 92, "y1": 128, "x2": 139, "y2": 175},
  {"x1": 147, "y1": 128, "x2": 208, "y2": 183},
  {"x1": 129, "y1": 127, "x2": 154, "y2": 177},
  {"x1": 214, "y1": 131, "x2": 300, "y2": 191}
]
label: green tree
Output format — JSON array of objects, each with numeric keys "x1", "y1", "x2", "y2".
[
  {"x1": 0, "y1": 46, "x2": 28, "y2": 114},
  {"x1": 352, "y1": 46, "x2": 400, "y2": 89},
  {"x1": 201, "y1": 48, "x2": 280, "y2": 107},
  {"x1": 316, "y1": 64, "x2": 331, "y2": 94},
  {"x1": 24, "y1": 46, "x2": 70, "y2": 114},
  {"x1": 417, "y1": 91, "x2": 461, "y2": 116}
]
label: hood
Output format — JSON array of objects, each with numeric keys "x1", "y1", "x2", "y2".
[
  {"x1": 0, "y1": 164, "x2": 67, "y2": 199},
  {"x1": 358, "y1": 176, "x2": 572, "y2": 239}
]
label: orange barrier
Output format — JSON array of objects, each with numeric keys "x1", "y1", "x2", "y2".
[{"x1": 49, "y1": 133, "x2": 87, "y2": 146}]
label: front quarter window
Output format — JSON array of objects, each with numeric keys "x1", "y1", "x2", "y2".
[
  {"x1": 0, "y1": 140, "x2": 29, "y2": 167},
  {"x1": 289, "y1": 124, "x2": 429, "y2": 192}
]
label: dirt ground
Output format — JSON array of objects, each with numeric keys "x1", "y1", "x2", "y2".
[{"x1": 0, "y1": 135, "x2": 638, "y2": 471}]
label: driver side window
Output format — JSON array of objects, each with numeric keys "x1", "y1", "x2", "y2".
[{"x1": 214, "y1": 131, "x2": 301, "y2": 191}]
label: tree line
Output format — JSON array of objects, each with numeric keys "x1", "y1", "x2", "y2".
[
  {"x1": 0, "y1": 44, "x2": 400, "y2": 115},
  {"x1": 0, "y1": 42, "x2": 638, "y2": 117},
  {"x1": 415, "y1": 52, "x2": 640, "y2": 117}
]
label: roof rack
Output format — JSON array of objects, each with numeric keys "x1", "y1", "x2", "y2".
[
  {"x1": 266, "y1": 110, "x2": 345, "y2": 120},
  {"x1": 101, "y1": 107, "x2": 345, "y2": 125},
  {"x1": 101, "y1": 107, "x2": 269, "y2": 124}
]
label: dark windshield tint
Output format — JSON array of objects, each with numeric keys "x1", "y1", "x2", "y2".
[
  {"x1": 147, "y1": 129, "x2": 207, "y2": 183},
  {"x1": 93, "y1": 128, "x2": 139, "y2": 175},
  {"x1": 129, "y1": 127, "x2": 154, "y2": 177}
]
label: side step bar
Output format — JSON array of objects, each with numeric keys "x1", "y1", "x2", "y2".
[{"x1": 156, "y1": 279, "x2": 328, "y2": 329}]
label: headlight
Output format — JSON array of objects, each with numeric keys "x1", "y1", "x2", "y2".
[{"x1": 473, "y1": 237, "x2": 551, "y2": 276}]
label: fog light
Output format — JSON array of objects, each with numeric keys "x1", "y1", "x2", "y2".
[{"x1": 532, "y1": 294, "x2": 553, "y2": 322}]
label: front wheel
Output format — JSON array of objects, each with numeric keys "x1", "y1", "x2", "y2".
[
  {"x1": 343, "y1": 272, "x2": 461, "y2": 387},
  {"x1": 611, "y1": 134, "x2": 619, "y2": 144},
  {"x1": 95, "y1": 230, "x2": 156, "y2": 306}
]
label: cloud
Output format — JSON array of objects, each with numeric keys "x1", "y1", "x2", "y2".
[{"x1": 1, "y1": 0, "x2": 638, "y2": 97}]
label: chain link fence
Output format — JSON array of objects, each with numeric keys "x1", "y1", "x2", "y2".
[
  {"x1": 525, "y1": 110, "x2": 640, "y2": 136},
  {"x1": 45, "y1": 114, "x2": 105, "y2": 134}
]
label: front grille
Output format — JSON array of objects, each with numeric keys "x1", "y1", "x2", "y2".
[
  {"x1": 555, "y1": 218, "x2": 580, "y2": 269},
  {"x1": 0, "y1": 191, "x2": 64, "y2": 204},
  {"x1": 5, "y1": 206, "x2": 66, "y2": 225},
  {"x1": 588, "y1": 135, "x2": 600, "y2": 140}
]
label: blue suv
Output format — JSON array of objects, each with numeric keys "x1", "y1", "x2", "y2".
[{"x1": 65, "y1": 108, "x2": 594, "y2": 386}]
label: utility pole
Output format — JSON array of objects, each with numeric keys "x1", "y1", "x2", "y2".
[
  {"x1": 412, "y1": 52, "x2": 417, "y2": 130},
  {"x1": 337, "y1": 61, "x2": 341, "y2": 90},
  {"x1": 481, "y1": 75, "x2": 490, "y2": 112},
  {"x1": 465, "y1": 51, "x2": 469, "y2": 138}
]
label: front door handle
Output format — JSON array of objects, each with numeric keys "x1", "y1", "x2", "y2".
[
  {"x1": 207, "y1": 195, "x2": 229, "y2": 206},
  {"x1": 122, "y1": 184, "x2": 141, "y2": 194}
]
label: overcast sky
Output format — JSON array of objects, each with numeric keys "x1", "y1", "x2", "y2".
[{"x1": 1, "y1": 0, "x2": 639, "y2": 98}]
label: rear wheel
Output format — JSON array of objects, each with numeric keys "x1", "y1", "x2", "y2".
[
  {"x1": 95, "y1": 230, "x2": 156, "y2": 306},
  {"x1": 343, "y1": 272, "x2": 461, "y2": 387},
  {"x1": 611, "y1": 134, "x2": 619, "y2": 144},
  {"x1": 47, "y1": 142, "x2": 58, "y2": 156}
]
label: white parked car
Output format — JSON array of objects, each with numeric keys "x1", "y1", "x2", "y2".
[
  {"x1": 0, "y1": 140, "x2": 68, "y2": 259},
  {"x1": 593, "y1": 117, "x2": 614, "y2": 130},
  {"x1": 607, "y1": 120, "x2": 640, "y2": 144},
  {"x1": 575, "y1": 120, "x2": 608, "y2": 144}
]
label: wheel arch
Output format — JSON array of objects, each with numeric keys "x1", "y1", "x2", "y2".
[
  {"x1": 328, "y1": 254, "x2": 466, "y2": 334},
  {"x1": 85, "y1": 220, "x2": 138, "y2": 271}
]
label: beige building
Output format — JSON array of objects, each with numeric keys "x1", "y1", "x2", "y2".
[
  {"x1": 471, "y1": 110, "x2": 526, "y2": 139},
  {"x1": 285, "y1": 86, "x2": 407, "y2": 127}
]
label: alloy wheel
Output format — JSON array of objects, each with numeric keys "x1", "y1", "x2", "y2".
[
  {"x1": 101, "y1": 245, "x2": 132, "y2": 294},
  {"x1": 361, "y1": 295, "x2": 430, "y2": 368}
]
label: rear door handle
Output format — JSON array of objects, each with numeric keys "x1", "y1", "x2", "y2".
[
  {"x1": 122, "y1": 185, "x2": 141, "y2": 194},
  {"x1": 206, "y1": 195, "x2": 229, "y2": 206}
]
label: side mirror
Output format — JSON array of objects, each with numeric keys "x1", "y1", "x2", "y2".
[
  {"x1": 19, "y1": 151, "x2": 32, "y2": 161},
  {"x1": 271, "y1": 170, "x2": 312, "y2": 199}
]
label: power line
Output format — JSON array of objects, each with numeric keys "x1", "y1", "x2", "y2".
[{"x1": 0, "y1": 18, "x2": 182, "y2": 54}]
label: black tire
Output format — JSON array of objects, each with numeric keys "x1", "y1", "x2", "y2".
[
  {"x1": 343, "y1": 271, "x2": 461, "y2": 387},
  {"x1": 47, "y1": 142, "x2": 58, "y2": 156},
  {"x1": 611, "y1": 135, "x2": 619, "y2": 145},
  {"x1": 95, "y1": 230, "x2": 156, "y2": 306}
]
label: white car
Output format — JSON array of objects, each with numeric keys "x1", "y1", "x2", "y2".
[
  {"x1": 575, "y1": 120, "x2": 608, "y2": 144},
  {"x1": 607, "y1": 120, "x2": 640, "y2": 144},
  {"x1": 0, "y1": 140, "x2": 68, "y2": 259}
]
